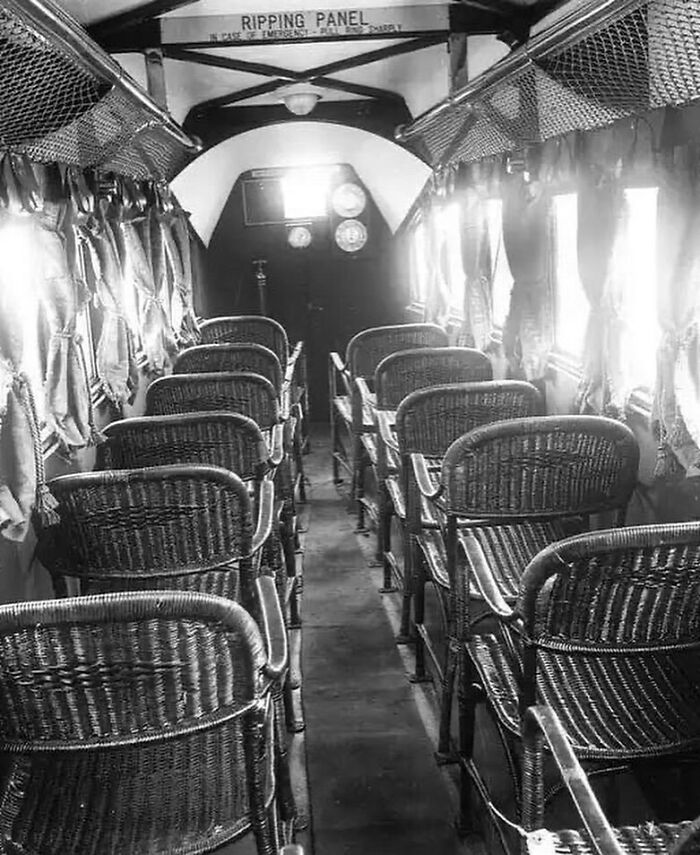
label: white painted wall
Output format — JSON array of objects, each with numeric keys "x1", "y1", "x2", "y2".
[{"x1": 172, "y1": 121, "x2": 430, "y2": 243}]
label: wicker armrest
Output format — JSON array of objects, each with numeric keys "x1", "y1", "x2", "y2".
[
  {"x1": 256, "y1": 575, "x2": 288, "y2": 681},
  {"x1": 462, "y1": 535, "x2": 515, "y2": 621},
  {"x1": 252, "y1": 480, "x2": 275, "y2": 555},
  {"x1": 410, "y1": 453, "x2": 443, "y2": 501},
  {"x1": 330, "y1": 351, "x2": 346, "y2": 375},
  {"x1": 377, "y1": 410, "x2": 399, "y2": 454},
  {"x1": 268, "y1": 424, "x2": 285, "y2": 468},
  {"x1": 285, "y1": 341, "x2": 303, "y2": 386},
  {"x1": 523, "y1": 706, "x2": 624, "y2": 855}
]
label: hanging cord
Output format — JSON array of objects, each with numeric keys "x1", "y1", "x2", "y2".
[{"x1": 15, "y1": 372, "x2": 59, "y2": 527}]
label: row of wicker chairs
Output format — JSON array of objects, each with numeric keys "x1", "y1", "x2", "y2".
[
  {"x1": 330, "y1": 322, "x2": 700, "y2": 855},
  {"x1": 0, "y1": 316, "x2": 308, "y2": 854}
]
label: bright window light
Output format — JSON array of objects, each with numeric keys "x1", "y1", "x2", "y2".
[
  {"x1": 436, "y1": 203, "x2": 465, "y2": 313},
  {"x1": 412, "y1": 223, "x2": 430, "y2": 303},
  {"x1": 621, "y1": 187, "x2": 659, "y2": 392},
  {"x1": 282, "y1": 167, "x2": 332, "y2": 220},
  {"x1": 0, "y1": 217, "x2": 43, "y2": 419},
  {"x1": 486, "y1": 199, "x2": 513, "y2": 327},
  {"x1": 553, "y1": 193, "x2": 589, "y2": 357}
]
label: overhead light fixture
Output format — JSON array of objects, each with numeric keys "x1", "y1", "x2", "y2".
[{"x1": 282, "y1": 91, "x2": 321, "y2": 116}]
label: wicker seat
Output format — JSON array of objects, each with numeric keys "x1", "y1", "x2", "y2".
[
  {"x1": 0, "y1": 590, "x2": 285, "y2": 854},
  {"x1": 388, "y1": 382, "x2": 543, "y2": 685},
  {"x1": 39, "y1": 464, "x2": 271, "y2": 611},
  {"x1": 328, "y1": 323, "x2": 448, "y2": 521},
  {"x1": 147, "y1": 370, "x2": 305, "y2": 505},
  {"x1": 414, "y1": 415, "x2": 639, "y2": 763},
  {"x1": 199, "y1": 316, "x2": 308, "y2": 450},
  {"x1": 174, "y1": 343, "x2": 284, "y2": 393},
  {"x1": 96, "y1": 413, "x2": 299, "y2": 626},
  {"x1": 522, "y1": 706, "x2": 699, "y2": 855},
  {"x1": 38, "y1": 462, "x2": 300, "y2": 810},
  {"x1": 368, "y1": 347, "x2": 493, "y2": 587},
  {"x1": 173, "y1": 345, "x2": 305, "y2": 504},
  {"x1": 461, "y1": 522, "x2": 700, "y2": 842}
]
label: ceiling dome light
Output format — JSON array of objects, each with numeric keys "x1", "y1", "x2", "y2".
[{"x1": 283, "y1": 91, "x2": 321, "y2": 116}]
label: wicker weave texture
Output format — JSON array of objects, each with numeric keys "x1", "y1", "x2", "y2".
[
  {"x1": 521, "y1": 523, "x2": 700, "y2": 647},
  {"x1": 553, "y1": 823, "x2": 693, "y2": 855},
  {"x1": 97, "y1": 413, "x2": 268, "y2": 482},
  {"x1": 41, "y1": 466, "x2": 253, "y2": 603},
  {"x1": 174, "y1": 345, "x2": 283, "y2": 393},
  {"x1": 375, "y1": 347, "x2": 493, "y2": 409},
  {"x1": 146, "y1": 373, "x2": 279, "y2": 431},
  {"x1": 0, "y1": 592, "x2": 275, "y2": 854},
  {"x1": 199, "y1": 317, "x2": 289, "y2": 372},
  {"x1": 442, "y1": 415, "x2": 639, "y2": 518},
  {"x1": 346, "y1": 324, "x2": 449, "y2": 380},
  {"x1": 396, "y1": 381, "x2": 543, "y2": 458}
]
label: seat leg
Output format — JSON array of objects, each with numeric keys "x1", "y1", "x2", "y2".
[
  {"x1": 379, "y1": 487, "x2": 396, "y2": 592},
  {"x1": 437, "y1": 637, "x2": 458, "y2": 760},
  {"x1": 456, "y1": 649, "x2": 479, "y2": 834},
  {"x1": 273, "y1": 684, "x2": 297, "y2": 824},
  {"x1": 353, "y1": 436, "x2": 367, "y2": 528},
  {"x1": 398, "y1": 530, "x2": 415, "y2": 641}
]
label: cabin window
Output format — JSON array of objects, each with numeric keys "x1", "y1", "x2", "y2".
[
  {"x1": 486, "y1": 199, "x2": 512, "y2": 327},
  {"x1": 621, "y1": 187, "x2": 659, "y2": 392},
  {"x1": 282, "y1": 168, "x2": 331, "y2": 220},
  {"x1": 552, "y1": 193, "x2": 588, "y2": 357},
  {"x1": 437, "y1": 203, "x2": 465, "y2": 315},
  {"x1": 411, "y1": 222, "x2": 430, "y2": 304}
]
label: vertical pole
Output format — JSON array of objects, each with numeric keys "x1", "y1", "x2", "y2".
[
  {"x1": 253, "y1": 258, "x2": 268, "y2": 316},
  {"x1": 144, "y1": 49, "x2": 168, "y2": 109}
]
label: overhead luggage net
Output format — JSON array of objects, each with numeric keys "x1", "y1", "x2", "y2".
[
  {"x1": 0, "y1": 0, "x2": 197, "y2": 181},
  {"x1": 397, "y1": 0, "x2": 700, "y2": 168}
]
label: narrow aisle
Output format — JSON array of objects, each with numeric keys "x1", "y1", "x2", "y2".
[{"x1": 302, "y1": 429, "x2": 465, "y2": 855}]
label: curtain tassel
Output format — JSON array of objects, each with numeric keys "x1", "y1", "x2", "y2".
[{"x1": 36, "y1": 483, "x2": 60, "y2": 527}]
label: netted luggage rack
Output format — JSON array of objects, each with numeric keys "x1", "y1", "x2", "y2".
[
  {"x1": 398, "y1": 0, "x2": 700, "y2": 169},
  {"x1": 0, "y1": 0, "x2": 197, "y2": 181}
]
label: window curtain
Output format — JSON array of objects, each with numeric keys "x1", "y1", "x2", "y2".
[
  {"x1": 0, "y1": 211, "x2": 57, "y2": 540},
  {"x1": 575, "y1": 158, "x2": 629, "y2": 417},
  {"x1": 83, "y1": 200, "x2": 136, "y2": 407},
  {"x1": 35, "y1": 200, "x2": 97, "y2": 450},
  {"x1": 120, "y1": 205, "x2": 177, "y2": 376},
  {"x1": 502, "y1": 172, "x2": 553, "y2": 379},
  {"x1": 653, "y1": 144, "x2": 700, "y2": 476},
  {"x1": 162, "y1": 206, "x2": 200, "y2": 346},
  {"x1": 423, "y1": 201, "x2": 451, "y2": 325}
]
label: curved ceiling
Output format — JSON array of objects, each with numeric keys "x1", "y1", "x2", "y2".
[{"x1": 172, "y1": 121, "x2": 431, "y2": 243}]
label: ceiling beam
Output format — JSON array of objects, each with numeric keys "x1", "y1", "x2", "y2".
[
  {"x1": 311, "y1": 77, "x2": 404, "y2": 103},
  {"x1": 88, "y1": 0, "x2": 198, "y2": 41},
  {"x1": 163, "y1": 47, "x2": 301, "y2": 81}
]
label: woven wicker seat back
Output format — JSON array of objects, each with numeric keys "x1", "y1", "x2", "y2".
[
  {"x1": 146, "y1": 372, "x2": 279, "y2": 430},
  {"x1": 174, "y1": 344, "x2": 283, "y2": 392},
  {"x1": 514, "y1": 522, "x2": 700, "y2": 760},
  {"x1": 442, "y1": 415, "x2": 639, "y2": 519},
  {"x1": 200, "y1": 315, "x2": 289, "y2": 372},
  {"x1": 375, "y1": 347, "x2": 493, "y2": 410},
  {"x1": 346, "y1": 323, "x2": 449, "y2": 381},
  {"x1": 41, "y1": 465, "x2": 254, "y2": 605},
  {"x1": 97, "y1": 413, "x2": 268, "y2": 481},
  {"x1": 396, "y1": 381, "x2": 543, "y2": 458},
  {"x1": 0, "y1": 591, "x2": 277, "y2": 854},
  {"x1": 521, "y1": 522, "x2": 700, "y2": 650}
]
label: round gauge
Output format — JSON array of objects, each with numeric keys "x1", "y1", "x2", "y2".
[
  {"x1": 332, "y1": 183, "x2": 367, "y2": 218},
  {"x1": 287, "y1": 225, "x2": 312, "y2": 249},
  {"x1": 335, "y1": 219, "x2": 367, "y2": 253}
]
